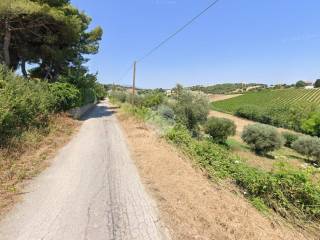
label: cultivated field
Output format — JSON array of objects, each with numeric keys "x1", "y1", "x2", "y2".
[{"x1": 213, "y1": 88, "x2": 320, "y2": 113}]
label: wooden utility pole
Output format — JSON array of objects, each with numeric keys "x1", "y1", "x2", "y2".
[{"x1": 132, "y1": 61, "x2": 137, "y2": 105}]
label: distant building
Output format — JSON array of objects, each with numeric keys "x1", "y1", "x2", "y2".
[{"x1": 305, "y1": 81, "x2": 314, "y2": 89}]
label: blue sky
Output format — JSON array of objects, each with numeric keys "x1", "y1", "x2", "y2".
[{"x1": 72, "y1": 0, "x2": 320, "y2": 89}]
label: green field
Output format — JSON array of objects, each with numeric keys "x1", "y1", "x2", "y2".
[
  {"x1": 213, "y1": 88, "x2": 320, "y2": 113},
  {"x1": 212, "y1": 88, "x2": 320, "y2": 133}
]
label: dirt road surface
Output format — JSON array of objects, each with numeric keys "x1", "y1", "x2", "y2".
[{"x1": 0, "y1": 101, "x2": 169, "y2": 240}]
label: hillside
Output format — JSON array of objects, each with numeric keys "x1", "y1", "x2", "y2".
[
  {"x1": 213, "y1": 88, "x2": 320, "y2": 112},
  {"x1": 189, "y1": 83, "x2": 267, "y2": 94}
]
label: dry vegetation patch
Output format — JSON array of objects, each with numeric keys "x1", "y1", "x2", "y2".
[
  {"x1": 117, "y1": 112, "x2": 313, "y2": 240},
  {"x1": 0, "y1": 114, "x2": 80, "y2": 218}
]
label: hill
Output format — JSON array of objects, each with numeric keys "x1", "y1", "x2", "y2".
[{"x1": 189, "y1": 83, "x2": 267, "y2": 94}]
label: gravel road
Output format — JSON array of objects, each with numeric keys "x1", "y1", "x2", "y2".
[{"x1": 0, "y1": 101, "x2": 169, "y2": 240}]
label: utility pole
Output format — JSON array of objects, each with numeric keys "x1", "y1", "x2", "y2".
[{"x1": 132, "y1": 61, "x2": 137, "y2": 105}]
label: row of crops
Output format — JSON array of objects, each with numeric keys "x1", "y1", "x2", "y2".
[
  {"x1": 213, "y1": 88, "x2": 320, "y2": 113},
  {"x1": 212, "y1": 88, "x2": 320, "y2": 134}
]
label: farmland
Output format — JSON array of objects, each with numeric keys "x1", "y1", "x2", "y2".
[
  {"x1": 212, "y1": 88, "x2": 320, "y2": 133},
  {"x1": 213, "y1": 88, "x2": 320, "y2": 113}
]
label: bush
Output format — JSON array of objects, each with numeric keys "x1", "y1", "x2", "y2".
[
  {"x1": 94, "y1": 83, "x2": 107, "y2": 100},
  {"x1": 292, "y1": 136, "x2": 320, "y2": 164},
  {"x1": 49, "y1": 82, "x2": 80, "y2": 111},
  {"x1": 158, "y1": 104, "x2": 175, "y2": 120},
  {"x1": 0, "y1": 67, "x2": 55, "y2": 143},
  {"x1": 80, "y1": 88, "x2": 96, "y2": 105},
  {"x1": 235, "y1": 105, "x2": 264, "y2": 121},
  {"x1": 141, "y1": 92, "x2": 164, "y2": 108},
  {"x1": 172, "y1": 90, "x2": 210, "y2": 134},
  {"x1": 166, "y1": 125, "x2": 320, "y2": 221},
  {"x1": 204, "y1": 117, "x2": 236, "y2": 144},
  {"x1": 301, "y1": 111, "x2": 320, "y2": 137},
  {"x1": 109, "y1": 90, "x2": 128, "y2": 103},
  {"x1": 282, "y1": 132, "x2": 299, "y2": 148},
  {"x1": 241, "y1": 124, "x2": 284, "y2": 155}
]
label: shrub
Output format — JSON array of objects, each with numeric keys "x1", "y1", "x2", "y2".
[
  {"x1": 94, "y1": 83, "x2": 107, "y2": 100},
  {"x1": 158, "y1": 104, "x2": 175, "y2": 120},
  {"x1": 49, "y1": 82, "x2": 80, "y2": 111},
  {"x1": 204, "y1": 117, "x2": 236, "y2": 144},
  {"x1": 0, "y1": 68, "x2": 55, "y2": 143},
  {"x1": 292, "y1": 136, "x2": 320, "y2": 164},
  {"x1": 172, "y1": 91, "x2": 210, "y2": 134},
  {"x1": 301, "y1": 111, "x2": 320, "y2": 137},
  {"x1": 241, "y1": 124, "x2": 284, "y2": 155},
  {"x1": 235, "y1": 105, "x2": 260, "y2": 120},
  {"x1": 80, "y1": 88, "x2": 96, "y2": 105},
  {"x1": 166, "y1": 125, "x2": 320, "y2": 221},
  {"x1": 141, "y1": 92, "x2": 164, "y2": 108},
  {"x1": 110, "y1": 90, "x2": 128, "y2": 103},
  {"x1": 282, "y1": 132, "x2": 299, "y2": 148}
]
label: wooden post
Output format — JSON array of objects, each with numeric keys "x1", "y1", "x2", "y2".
[{"x1": 132, "y1": 61, "x2": 136, "y2": 105}]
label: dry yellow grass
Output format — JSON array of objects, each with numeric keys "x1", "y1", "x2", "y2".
[
  {"x1": 0, "y1": 114, "x2": 80, "y2": 218},
  {"x1": 117, "y1": 112, "x2": 315, "y2": 240}
]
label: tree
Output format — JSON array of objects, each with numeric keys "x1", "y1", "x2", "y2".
[
  {"x1": 172, "y1": 90, "x2": 210, "y2": 134},
  {"x1": 204, "y1": 117, "x2": 236, "y2": 144},
  {"x1": 296, "y1": 80, "x2": 307, "y2": 88},
  {"x1": 0, "y1": 0, "x2": 102, "y2": 79},
  {"x1": 241, "y1": 124, "x2": 284, "y2": 155},
  {"x1": 314, "y1": 79, "x2": 320, "y2": 88},
  {"x1": 292, "y1": 136, "x2": 320, "y2": 164}
]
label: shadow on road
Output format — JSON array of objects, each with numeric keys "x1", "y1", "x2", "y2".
[{"x1": 81, "y1": 105, "x2": 115, "y2": 121}]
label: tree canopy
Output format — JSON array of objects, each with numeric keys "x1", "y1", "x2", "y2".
[
  {"x1": 0, "y1": 0, "x2": 102, "y2": 80},
  {"x1": 295, "y1": 80, "x2": 307, "y2": 88}
]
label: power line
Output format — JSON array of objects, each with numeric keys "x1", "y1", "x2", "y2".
[
  {"x1": 116, "y1": 0, "x2": 221, "y2": 84},
  {"x1": 117, "y1": 63, "x2": 134, "y2": 84},
  {"x1": 136, "y1": 0, "x2": 221, "y2": 63}
]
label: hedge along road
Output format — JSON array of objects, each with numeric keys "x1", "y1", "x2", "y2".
[{"x1": 0, "y1": 101, "x2": 170, "y2": 240}]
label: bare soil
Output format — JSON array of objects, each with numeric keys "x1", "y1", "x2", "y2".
[
  {"x1": 209, "y1": 110, "x2": 293, "y2": 141},
  {"x1": 208, "y1": 94, "x2": 242, "y2": 102},
  {"x1": 117, "y1": 112, "x2": 313, "y2": 240},
  {"x1": 0, "y1": 114, "x2": 80, "y2": 218}
]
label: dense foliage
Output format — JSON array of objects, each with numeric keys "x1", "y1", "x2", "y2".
[
  {"x1": 49, "y1": 82, "x2": 80, "y2": 111},
  {"x1": 282, "y1": 132, "x2": 299, "y2": 148},
  {"x1": 301, "y1": 111, "x2": 320, "y2": 137},
  {"x1": 213, "y1": 89, "x2": 320, "y2": 134},
  {"x1": 204, "y1": 117, "x2": 236, "y2": 144},
  {"x1": 0, "y1": 0, "x2": 102, "y2": 80},
  {"x1": 171, "y1": 90, "x2": 210, "y2": 134},
  {"x1": 0, "y1": 66, "x2": 54, "y2": 143},
  {"x1": 0, "y1": 1, "x2": 106, "y2": 144},
  {"x1": 296, "y1": 80, "x2": 307, "y2": 88},
  {"x1": 241, "y1": 124, "x2": 284, "y2": 155},
  {"x1": 292, "y1": 136, "x2": 320, "y2": 164}
]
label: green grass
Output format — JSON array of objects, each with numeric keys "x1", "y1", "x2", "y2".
[{"x1": 212, "y1": 88, "x2": 320, "y2": 113}]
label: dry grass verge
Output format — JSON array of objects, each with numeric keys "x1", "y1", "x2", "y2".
[
  {"x1": 0, "y1": 114, "x2": 80, "y2": 218},
  {"x1": 117, "y1": 112, "x2": 315, "y2": 240}
]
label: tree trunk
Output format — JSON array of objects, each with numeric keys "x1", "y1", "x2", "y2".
[
  {"x1": 21, "y1": 60, "x2": 28, "y2": 78},
  {"x1": 3, "y1": 19, "x2": 11, "y2": 67}
]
